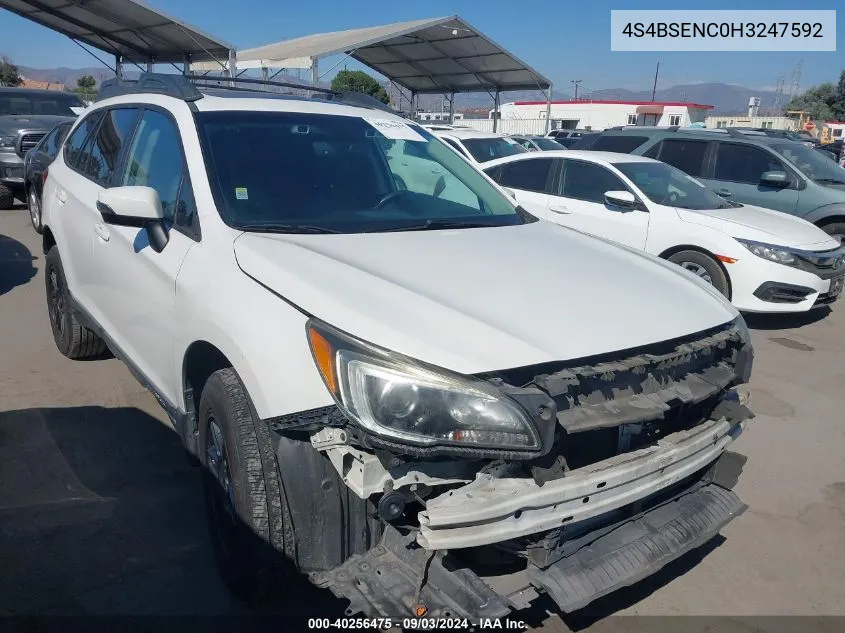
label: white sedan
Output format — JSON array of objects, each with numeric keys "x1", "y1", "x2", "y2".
[{"x1": 484, "y1": 151, "x2": 845, "y2": 313}]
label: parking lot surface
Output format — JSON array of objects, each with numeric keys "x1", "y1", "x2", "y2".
[{"x1": 1, "y1": 204, "x2": 844, "y2": 629}]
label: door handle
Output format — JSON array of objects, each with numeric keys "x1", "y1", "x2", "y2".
[
  {"x1": 94, "y1": 222, "x2": 110, "y2": 242},
  {"x1": 431, "y1": 168, "x2": 443, "y2": 174},
  {"x1": 56, "y1": 189, "x2": 67, "y2": 204},
  {"x1": 549, "y1": 205, "x2": 571, "y2": 214}
]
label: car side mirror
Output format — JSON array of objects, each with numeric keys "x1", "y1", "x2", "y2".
[
  {"x1": 604, "y1": 190, "x2": 640, "y2": 211},
  {"x1": 760, "y1": 171, "x2": 790, "y2": 187},
  {"x1": 502, "y1": 187, "x2": 517, "y2": 199},
  {"x1": 97, "y1": 186, "x2": 169, "y2": 253}
]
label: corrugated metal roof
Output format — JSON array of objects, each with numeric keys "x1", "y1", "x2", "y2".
[
  {"x1": 0, "y1": 0, "x2": 234, "y2": 65},
  {"x1": 198, "y1": 15, "x2": 551, "y2": 94}
]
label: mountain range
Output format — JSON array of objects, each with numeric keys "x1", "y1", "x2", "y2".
[{"x1": 19, "y1": 65, "x2": 780, "y2": 115}]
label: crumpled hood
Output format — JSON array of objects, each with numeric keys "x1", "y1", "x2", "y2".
[
  {"x1": 0, "y1": 115, "x2": 74, "y2": 135},
  {"x1": 233, "y1": 222, "x2": 737, "y2": 374},
  {"x1": 677, "y1": 204, "x2": 840, "y2": 250}
]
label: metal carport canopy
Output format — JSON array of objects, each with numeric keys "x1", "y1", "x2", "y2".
[
  {"x1": 0, "y1": 0, "x2": 234, "y2": 65},
  {"x1": 199, "y1": 15, "x2": 552, "y2": 94}
]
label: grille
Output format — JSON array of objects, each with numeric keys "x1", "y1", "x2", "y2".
[{"x1": 18, "y1": 132, "x2": 45, "y2": 156}]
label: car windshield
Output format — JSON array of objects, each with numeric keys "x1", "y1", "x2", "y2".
[
  {"x1": 532, "y1": 137, "x2": 564, "y2": 150},
  {"x1": 460, "y1": 137, "x2": 528, "y2": 162},
  {"x1": 769, "y1": 142, "x2": 845, "y2": 184},
  {"x1": 0, "y1": 92, "x2": 84, "y2": 116},
  {"x1": 615, "y1": 161, "x2": 738, "y2": 210},
  {"x1": 195, "y1": 111, "x2": 532, "y2": 233}
]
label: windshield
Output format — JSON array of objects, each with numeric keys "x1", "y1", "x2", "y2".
[
  {"x1": 769, "y1": 142, "x2": 845, "y2": 184},
  {"x1": 460, "y1": 137, "x2": 528, "y2": 163},
  {"x1": 0, "y1": 92, "x2": 84, "y2": 116},
  {"x1": 532, "y1": 137, "x2": 564, "y2": 150},
  {"x1": 615, "y1": 161, "x2": 738, "y2": 210},
  {"x1": 195, "y1": 111, "x2": 532, "y2": 233}
]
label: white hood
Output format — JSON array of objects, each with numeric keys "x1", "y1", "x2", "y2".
[
  {"x1": 233, "y1": 222, "x2": 737, "y2": 375},
  {"x1": 677, "y1": 204, "x2": 840, "y2": 250}
]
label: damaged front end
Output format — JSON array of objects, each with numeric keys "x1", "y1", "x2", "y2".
[{"x1": 293, "y1": 318, "x2": 754, "y2": 618}]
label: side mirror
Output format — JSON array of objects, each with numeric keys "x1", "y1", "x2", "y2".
[
  {"x1": 760, "y1": 171, "x2": 790, "y2": 187},
  {"x1": 97, "y1": 186, "x2": 169, "y2": 253},
  {"x1": 714, "y1": 188, "x2": 733, "y2": 198},
  {"x1": 502, "y1": 187, "x2": 517, "y2": 199},
  {"x1": 604, "y1": 190, "x2": 640, "y2": 210}
]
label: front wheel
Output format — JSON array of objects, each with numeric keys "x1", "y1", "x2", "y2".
[
  {"x1": 667, "y1": 250, "x2": 730, "y2": 298},
  {"x1": 199, "y1": 368, "x2": 298, "y2": 604},
  {"x1": 28, "y1": 187, "x2": 43, "y2": 234},
  {"x1": 820, "y1": 221, "x2": 845, "y2": 245}
]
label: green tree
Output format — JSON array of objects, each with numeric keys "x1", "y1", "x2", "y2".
[
  {"x1": 75, "y1": 74, "x2": 97, "y2": 96},
  {"x1": 786, "y1": 70, "x2": 845, "y2": 121},
  {"x1": 0, "y1": 56, "x2": 23, "y2": 87},
  {"x1": 330, "y1": 70, "x2": 390, "y2": 104}
]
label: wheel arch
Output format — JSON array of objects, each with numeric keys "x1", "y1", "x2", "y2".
[
  {"x1": 42, "y1": 226, "x2": 56, "y2": 255},
  {"x1": 658, "y1": 243, "x2": 733, "y2": 300}
]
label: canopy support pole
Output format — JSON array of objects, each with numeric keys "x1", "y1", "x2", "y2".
[
  {"x1": 545, "y1": 85, "x2": 553, "y2": 134},
  {"x1": 114, "y1": 54, "x2": 123, "y2": 79},
  {"x1": 226, "y1": 49, "x2": 237, "y2": 87},
  {"x1": 145, "y1": 57, "x2": 154, "y2": 72},
  {"x1": 182, "y1": 53, "x2": 191, "y2": 75},
  {"x1": 493, "y1": 89, "x2": 500, "y2": 133},
  {"x1": 411, "y1": 91, "x2": 417, "y2": 120},
  {"x1": 311, "y1": 57, "x2": 319, "y2": 87},
  {"x1": 448, "y1": 91, "x2": 456, "y2": 124}
]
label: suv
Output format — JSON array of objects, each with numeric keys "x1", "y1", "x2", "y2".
[
  {"x1": 584, "y1": 127, "x2": 845, "y2": 242},
  {"x1": 41, "y1": 74, "x2": 754, "y2": 619},
  {"x1": 0, "y1": 87, "x2": 83, "y2": 209}
]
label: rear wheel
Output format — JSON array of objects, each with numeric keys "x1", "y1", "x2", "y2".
[
  {"x1": 819, "y1": 221, "x2": 845, "y2": 245},
  {"x1": 199, "y1": 368, "x2": 298, "y2": 604},
  {"x1": 667, "y1": 250, "x2": 730, "y2": 298},
  {"x1": 28, "y1": 187, "x2": 43, "y2": 234},
  {"x1": 44, "y1": 247, "x2": 108, "y2": 359}
]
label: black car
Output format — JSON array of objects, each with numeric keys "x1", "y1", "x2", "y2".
[
  {"x1": 568, "y1": 132, "x2": 603, "y2": 149},
  {"x1": 23, "y1": 121, "x2": 72, "y2": 233}
]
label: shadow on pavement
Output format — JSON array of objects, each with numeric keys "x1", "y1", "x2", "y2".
[
  {"x1": 0, "y1": 406, "x2": 344, "y2": 617},
  {"x1": 743, "y1": 307, "x2": 832, "y2": 331},
  {"x1": 0, "y1": 233, "x2": 37, "y2": 296}
]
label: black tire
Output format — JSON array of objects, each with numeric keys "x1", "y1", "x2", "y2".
[
  {"x1": 667, "y1": 250, "x2": 730, "y2": 298},
  {"x1": 819, "y1": 221, "x2": 845, "y2": 245},
  {"x1": 0, "y1": 183, "x2": 14, "y2": 210},
  {"x1": 199, "y1": 368, "x2": 297, "y2": 604},
  {"x1": 28, "y1": 186, "x2": 43, "y2": 234},
  {"x1": 44, "y1": 247, "x2": 108, "y2": 359}
]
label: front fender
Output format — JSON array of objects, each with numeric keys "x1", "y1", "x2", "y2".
[{"x1": 801, "y1": 203, "x2": 845, "y2": 226}]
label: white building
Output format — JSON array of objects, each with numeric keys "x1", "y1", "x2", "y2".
[
  {"x1": 825, "y1": 121, "x2": 845, "y2": 139},
  {"x1": 491, "y1": 100, "x2": 713, "y2": 131}
]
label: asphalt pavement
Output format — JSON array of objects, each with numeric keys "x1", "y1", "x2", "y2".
[{"x1": 1, "y1": 202, "x2": 843, "y2": 630}]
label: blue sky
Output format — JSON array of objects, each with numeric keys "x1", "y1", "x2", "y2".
[{"x1": 1, "y1": 0, "x2": 842, "y2": 93}]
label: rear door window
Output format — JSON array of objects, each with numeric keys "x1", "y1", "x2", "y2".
[
  {"x1": 652, "y1": 139, "x2": 708, "y2": 177},
  {"x1": 714, "y1": 143, "x2": 786, "y2": 184},
  {"x1": 496, "y1": 158, "x2": 555, "y2": 193},
  {"x1": 589, "y1": 135, "x2": 650, "y2": 153}
]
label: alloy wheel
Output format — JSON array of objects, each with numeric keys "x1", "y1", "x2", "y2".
[{"x1": 679, "y1": 261, "x2": 714, "y2": 285}]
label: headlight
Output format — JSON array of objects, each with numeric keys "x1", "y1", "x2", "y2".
[
  {"x1": 736, "y1": 239, "x2": 796, "y2": 266},
  {"x1": 306, "y1": 321, "x2": 540, "y2": 451},
  {"x1": 0, "y1": 135, "x2": 16, "y2": 153}
]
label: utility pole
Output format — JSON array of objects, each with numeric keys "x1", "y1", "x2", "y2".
[
  {"x1": 571, "y1": 79, "x2": 582, "y2": 101},
  {"x1": 651, "y1": 61, "x2": 660, "y2": 101}
]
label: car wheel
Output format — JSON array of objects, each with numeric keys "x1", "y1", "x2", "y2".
[
  {"x1": 0, "y1": 183, "x2": 14, "y2": 210},
  {"x1": 667, "y1": 250, "x2": 730, "y2": 298},
  {"x1": 820, "y1": 221, "x2": 845, "y2": 245},
  {"x1": 28, "y1": 188, "x2": 43, "y2": 234},
  {"x1": 44, "y1": 247, "x2": 108, "y2": 359},
  {"x1": 199, "y1": 367, "x2": 298, "y2": 604}
]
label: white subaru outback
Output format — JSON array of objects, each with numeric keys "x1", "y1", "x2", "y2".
[{"x1": 40, "y1": 74, "x2": 755, "y2": 619}]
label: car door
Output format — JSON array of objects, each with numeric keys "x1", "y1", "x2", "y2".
[
  {"x1": 48, "y1": 109, "x2": 106, "y2": 308},
  {"x1": 703, "y1": 142, "x2": 800, "y2": 214},
  {"x1": 550, "y1": 158, "x2": 649, "y2": 249},
  {"x1": 91, "y1": 107, "x2": 199, "y2": 401},
  {"x1": 485, "y1": 157, "x2": 555, "y2": 217}
]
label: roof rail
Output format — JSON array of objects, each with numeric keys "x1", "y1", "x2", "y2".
[
  {"x1": 312, "y1": 90, "x2": 397, "y2": 115},
  {"x1": 97, "y1": 73, "x2": 204, "y2": 102}
]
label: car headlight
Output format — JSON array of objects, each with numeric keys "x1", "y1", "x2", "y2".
[
  {"x1": 0, "y1": 134, "x2": 16, "y2": 153},
  {"x1": 306, "y1": 320, "x2": 540, "y2": 451},
  {"x1": 736, "y1": 239, "x2": 796, "y2": 266}
]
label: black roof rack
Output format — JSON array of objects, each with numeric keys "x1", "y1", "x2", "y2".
[{"x1": 95, "y1": 72, "x2": 399, "y2": 116}]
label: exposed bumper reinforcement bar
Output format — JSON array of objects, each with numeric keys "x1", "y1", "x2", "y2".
[
  {"x1": 528, "y1": 483, "x2": 746, "y2": 612},
  {"x1": 418, "y1": 417, "x2": 744, "y2": 550}
]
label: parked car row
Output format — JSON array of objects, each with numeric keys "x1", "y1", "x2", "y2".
[{"x1": 31, "y1": 74, "x2": 755, "y2": 621}]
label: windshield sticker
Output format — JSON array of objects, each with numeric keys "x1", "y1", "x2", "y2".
[
  {"x1": 364, "y1": 118, "x2": 426, "y2": 142},
  {"x1": 235, "y1": 187, "x2": 248, "y2": 200}
]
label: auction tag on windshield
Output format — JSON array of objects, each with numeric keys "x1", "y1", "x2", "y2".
[
  {"x1": 364, "y1": 118, "x2": 426, "y2": 142},
  {"x1": 235, "y1": 187, "x2": 248, "y2": 200}
]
